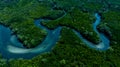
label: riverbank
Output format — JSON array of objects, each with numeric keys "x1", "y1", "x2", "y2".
[{"x1": 0, "y1": 0, "x2": 120, "y2": 67}]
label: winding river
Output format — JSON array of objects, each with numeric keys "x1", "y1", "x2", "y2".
[{"x1": 0, "y1": 13, "x2": 110, "y2": 59}]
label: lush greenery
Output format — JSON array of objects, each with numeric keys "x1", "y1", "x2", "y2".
[
  {"x1": 99, "y1": 11, "x2": 120, "y2": 66},
  {"x1": 0, "y1": 0, "x2": 120, "y2": 67},
  {"x1": 8, "y1": 27, "x2": 118, "y2": 67},
  {"x1": 42, "y1": 8, "x2": 100, "y2": 44},
  {"x1": 0, "y1": 0, "x2": 64, "y2": 48}
]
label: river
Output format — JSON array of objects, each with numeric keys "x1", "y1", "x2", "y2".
[{"x1": 0, "y1": 13, "x2": 110, "y2": 59}]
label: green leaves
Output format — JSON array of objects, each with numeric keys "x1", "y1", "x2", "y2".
[{"x1": 42, "y1": 8, "x2": 100, "y2": 44}]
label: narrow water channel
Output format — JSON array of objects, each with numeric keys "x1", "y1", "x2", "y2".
[{"x1": 0, "y1": 13, "x2": 110, "y2": 59}]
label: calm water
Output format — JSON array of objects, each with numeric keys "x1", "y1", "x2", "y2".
[{"x1": 0, "y1": 13, "x2": 110, "y2": 59}]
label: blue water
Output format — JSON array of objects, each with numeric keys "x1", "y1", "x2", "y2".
[
  {"x1": 73, "y1": 13, "x2": 110, "y2": 51},
  {"x1": 0, "y1": 13, "x2": 110, "y2": 59}
]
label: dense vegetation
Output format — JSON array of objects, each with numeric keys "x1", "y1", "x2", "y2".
[
  {"x1": 0, "y1": 0, "x2": 120, "y2": 67},
  {"x1": 8, "y1": 27, "x2": 119, "y2": 67},
  {"x1": 42, "y1": 8, "x2": 100, "y2": 44},
  {"x1": 0, "y1": 0, "x2": 64, "y2": 48}
]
